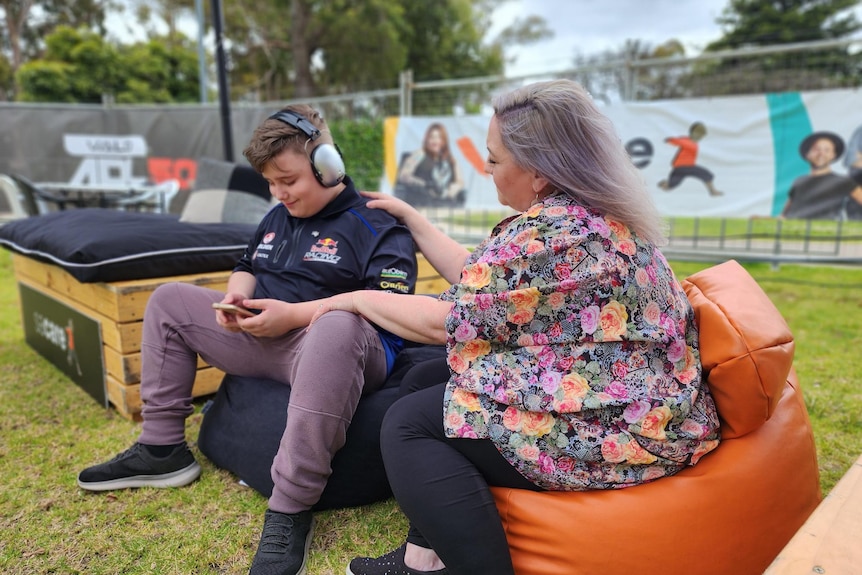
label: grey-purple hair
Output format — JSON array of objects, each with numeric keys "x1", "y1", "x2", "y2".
[{"x1": 492, "y1": 79, "x2": 665, "y2": 245}]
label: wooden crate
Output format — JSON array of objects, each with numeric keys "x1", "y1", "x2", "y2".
[
  {"x1": 415, "y1": 253, "x2": 451, "y2": 295},
  {"x1": 12, "y1": 254, "x2": 229, "y2": 420},
  {"x1": 764, "y1": 453, "x2": 862, "y2": 574}
]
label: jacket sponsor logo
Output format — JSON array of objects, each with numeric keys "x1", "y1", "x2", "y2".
[
  {"x1": 380, "y1": 281, "x2": 410, "y2": 293},
  {"x1": 304, "y1": 237, "x2": 341, "y2": 264},
  {"x1": 381, "y1": 267, "x2": 408, "y2": 280},
  {"x1": 253, "y1": 234, "x2": 278, "y2": 260}
]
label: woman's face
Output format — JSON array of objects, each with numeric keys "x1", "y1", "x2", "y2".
[
  {"x1": 484, "y1": 116, "x2": 542, "y2": 211},
  {"x1": 262, "y1": 148, "x2": 339, "y2": 218},
  {"x1": 425, "y1": 128, "x2": 445, "y2": 154}
]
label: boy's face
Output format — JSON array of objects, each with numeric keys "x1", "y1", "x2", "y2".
[{"x1": 261, "y1": 148, "x2": 339, "y2": 218}]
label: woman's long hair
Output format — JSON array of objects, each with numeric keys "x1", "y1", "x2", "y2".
[{"x1": 493, "y1": 79, "x2": 665, "y2": 245}]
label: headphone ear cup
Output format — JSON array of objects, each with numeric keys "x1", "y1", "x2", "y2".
[{"x1": 309, "y1": 143, "x2": 346, "y2": 187}]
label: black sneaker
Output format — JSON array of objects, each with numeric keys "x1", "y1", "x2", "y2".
[
  {"x1": 77, "y1": 443, "x2": 201, "y2": 491},
  {"x1": 347, "y1": 544, "x2": 449, "y2": 575},
  {"x1": 249, "y1": 509, "x2": 314, "y2": 575}
]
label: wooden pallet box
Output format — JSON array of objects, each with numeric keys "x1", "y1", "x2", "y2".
[{"x1": 12, "y1": 253, "x2": 229, "y2": 420}]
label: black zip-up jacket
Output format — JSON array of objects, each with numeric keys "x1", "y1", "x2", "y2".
[{"x1": 233, "y1": 177, "x2": 417, "y2": 369}]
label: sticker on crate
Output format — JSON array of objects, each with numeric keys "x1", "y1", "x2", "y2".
[{"x1": 18, "y1": 283, "x2": 107, "y2": 407}]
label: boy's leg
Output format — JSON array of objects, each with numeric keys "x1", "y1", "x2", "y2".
[
  {"x1": 78, "y1": 282, "x2": 270, "y2": 490},
  {"x1": 249, "y1": 310, "x2": 387, "y2": 575},
  {"x1": 267, "y1": 310, "x2": 388, "y2": 513},
  {"x1": 138, "y1": 282, "x2": 272, "y2": 444}
]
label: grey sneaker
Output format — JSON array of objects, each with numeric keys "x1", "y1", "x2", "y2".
[
  {"x1": 77, "y1": 443, "x2": 201, "y2": 491},
  {"x1": 249, "y1": 509, "x2": 314, "y2": 575}
]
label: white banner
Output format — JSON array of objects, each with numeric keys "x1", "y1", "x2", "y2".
[{"x1": 383, "y1": 89, "x2": 862, "y2": 218}]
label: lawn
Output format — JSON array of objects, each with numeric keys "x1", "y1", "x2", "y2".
[{"x1": 0, "y1": 249, "x2": 860, "y2": 574}]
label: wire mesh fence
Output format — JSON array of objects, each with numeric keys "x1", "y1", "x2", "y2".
[
  {"x1": 4, "y1": 39, "x2": 861, "y2": 263},
  {"x1": 283, "y1": 37, "x2": 862, "y2": 119}
]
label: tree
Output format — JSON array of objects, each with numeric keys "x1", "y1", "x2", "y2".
[
  {"x1": 213, "y1": 0, "x2": 549, "y2": 105},
  {"x1": 0, "y1": 0, "x2": 37, "y2": 79},
  {"x1": 116, "y1": 32, "x2": 202, "y2": 103},
  {"x1": 16, "y1": 26, "x2": 121, "y2": 102},
  {"x1": 568, "y1": 39, "x2": 688, "y2": 103},
  {"x1": 709, "y1": 0, "x2": 860, "y2": 48},
  {"x1": 15, "y1": 25, "x2": 201, "y2": 103},
  {"x1": 691, "y1": 0, "x2": 862, "y2": 95},
  {"x1": 0, "y1": 0, "x2": 116, "y2": 98},
  {"x1": 5, "y1": 0, "x2": 553, "y2": 105}
]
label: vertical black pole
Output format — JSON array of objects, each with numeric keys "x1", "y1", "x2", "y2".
[{"x1": 211, "y1": 0, "x2": 234, "y2": 161}]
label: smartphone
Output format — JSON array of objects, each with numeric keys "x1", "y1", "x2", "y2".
[{"x1": 211, "y1": 302, "x2": 258, "y2": 317}]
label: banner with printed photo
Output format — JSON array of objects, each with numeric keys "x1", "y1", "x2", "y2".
[{"x1": 383, "y1": 88, "x2": 862, "y2": 219}]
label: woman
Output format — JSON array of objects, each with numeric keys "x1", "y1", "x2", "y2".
[
  {"x1": 312, "y1": 79, "x2": 721, "y2": 575},
  {"x1": 396, "y1": 122, "x2": 466, "y2": 206}
]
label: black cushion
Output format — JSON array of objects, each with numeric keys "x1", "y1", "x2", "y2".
[
  {"x1": 0, "y1": 208, "x2": 255, "y2": 283},
  {"x1": 197, "y1": 344, "x2": 446, "y2": 510}
]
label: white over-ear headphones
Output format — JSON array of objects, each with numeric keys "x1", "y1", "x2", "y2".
[{"x1": 268, "y1": 110, "x2": 346, "y2": 187}]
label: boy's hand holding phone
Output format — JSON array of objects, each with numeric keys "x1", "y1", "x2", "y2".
[{"x1": 212, "y1": 302, "x2": 258, "y2": 318}]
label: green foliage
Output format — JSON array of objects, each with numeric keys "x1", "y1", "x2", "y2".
[
  {"x1": 6, "y1": 0, "x2": 549, "y2": 104},
  {"x1": 17, "y1": 26, "x2": 121, "y2": 103},
  {"x1": 330, "y1": 119, "x2": 385, "y2": 190},
  {"x1": 711, "y1": 0, "x2": 861, "y2": 48},
  {"x1": 14, "y1": 25, "x2": 202, "y2": 103},
  {"x1": 221, "y1": 0, "x2": 512, "y2": 103},
  {"x1": 16, "y1": 61, "x2": 77, "y2": 102},
  {"x1": 688, "y1": 0, "x2": 862, "y2": 95},
  {"x1": 116, "y1": 34, "x2": 202, "y2": 103},
  {"x1": 313, "y1": 0, "x2": 409, "y2": 91}
]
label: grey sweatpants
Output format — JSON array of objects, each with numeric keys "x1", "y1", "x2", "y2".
[{"x1": 137, "y1": 282, "x2": 388, "y2": 513}]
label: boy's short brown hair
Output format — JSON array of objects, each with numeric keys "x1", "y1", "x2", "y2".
[{"x1": 243, "y1": 104, "x2": 334, "y2": 173}]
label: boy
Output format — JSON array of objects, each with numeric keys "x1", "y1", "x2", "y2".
[{"x1": 77, "y1": 104, "x2": 417, "y2": 575}]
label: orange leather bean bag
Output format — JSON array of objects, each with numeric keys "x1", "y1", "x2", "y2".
[{"x1": 491, "y1": 260, "x2": 822, "y2": 575}]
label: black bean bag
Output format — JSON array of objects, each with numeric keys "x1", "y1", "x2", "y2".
[{"x1": 197, "y1": 344, "x2": 446, "y2": 510}]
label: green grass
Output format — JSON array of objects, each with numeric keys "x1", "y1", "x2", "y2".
[
  {"x1": 1, "y1": 250, "x2": 860, "y2": 574},
  {"x1": 665, "y1": 217, "x2": 862, "y2": 245}
]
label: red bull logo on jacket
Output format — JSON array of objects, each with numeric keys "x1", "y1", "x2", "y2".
[{"x1": 304, "y1": 237, "x2": 341, "y2": 264}]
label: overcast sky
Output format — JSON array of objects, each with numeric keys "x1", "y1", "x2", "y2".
[{"x1": 489, "y1": 0, "x2": 862, "y2": 77}]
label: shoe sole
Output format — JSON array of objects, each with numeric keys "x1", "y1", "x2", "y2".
[
  {"x1": 298, "y1": 519, "x2": 315, "y2": 575},
  {"x1": 77, "y1": 461, "x2": 202, "y2": 491}
]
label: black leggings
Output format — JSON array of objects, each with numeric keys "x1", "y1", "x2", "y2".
[{"x1": 381, "y1": 358, "x2": 541, "y2": 575}]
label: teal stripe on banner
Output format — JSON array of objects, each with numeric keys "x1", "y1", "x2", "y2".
[{"x1": 767, "y1": 93, "x2": 812, "y2": 216}]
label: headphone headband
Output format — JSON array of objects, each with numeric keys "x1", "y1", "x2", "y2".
[{"x1": 268, "y1": 110, "x2": 321, "y2": 141}]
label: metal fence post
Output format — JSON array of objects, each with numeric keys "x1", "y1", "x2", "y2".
[{"x1": 400, "y1": 69, "x2": 413, "y2": 117}]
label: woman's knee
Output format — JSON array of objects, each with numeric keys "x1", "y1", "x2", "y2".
[{"x1": 381, "y1": 385, "x2": 445, "y2": 451}]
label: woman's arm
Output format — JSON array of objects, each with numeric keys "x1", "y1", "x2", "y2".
[
  {"x1": 445, "y1": 158, "x2": 466, "y2": 197},
  {"x1": 362, "y1": 191, "x2": 469, "y2": 284},
  {"x1": 312, "y1": 291, "x2": 452, "y2": 345},
  {"x1": 397, "y1": 150, "x2": 426, "y2": 186}
]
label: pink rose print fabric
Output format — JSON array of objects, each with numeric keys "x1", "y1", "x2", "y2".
[{"x1": 439, "y1": 196, "x2": 720, "y2": 490}]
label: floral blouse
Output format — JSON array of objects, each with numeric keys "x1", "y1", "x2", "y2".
[{"x1": 439, "y1": 195, "x2": 721, "y2": 490}]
